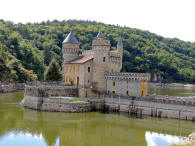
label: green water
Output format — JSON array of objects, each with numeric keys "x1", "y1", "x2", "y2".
[
  {"x1": 0, "y1": 90, "x2": 195, "y2": 146},
  {"x1": 148, "y1": 87, "x2": 195, "y2": 97}
]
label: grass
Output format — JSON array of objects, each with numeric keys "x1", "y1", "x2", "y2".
[{"x1": 70, "y1": 100, "x2": 88, "y2": 103}]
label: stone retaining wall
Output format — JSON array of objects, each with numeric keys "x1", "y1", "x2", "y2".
[
  {"x1": 21, "y1": 95, "x2": 195, "y2": 121},
  {"x1": 21, "y1": 96, "x2": 93, "y2": 113},
  {"x1": 0, "y1": 83, "x2": 24, "y2": 93},
  {"x1": 22, "y1": 84, "x2": 195, "y2": 120}
]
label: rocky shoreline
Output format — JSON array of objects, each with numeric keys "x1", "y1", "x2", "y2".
[
  {"x1": 179, "y1": 133, "x2": 195, "y2": 145},
  {"x1": 0, "y1": 83, "x2": 25, "y2": 93}
]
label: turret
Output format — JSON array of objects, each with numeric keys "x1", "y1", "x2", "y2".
[
  {"x1": 62, "y1": 32, "x2": 79, "y2": 72},
  {"x1": 92, "y1": 31, "x2": 110, "y2": 51},
  {"x1": 117, "y1": 36, "x2": 123, "y2": 55},
  {"x1": 117, "y1": 36, "x2": 123, "y2": 71}
]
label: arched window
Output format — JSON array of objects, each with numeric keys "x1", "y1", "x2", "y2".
[
  {"x1": 113, "y1": 81, "x2": 115, "y2": 86},
  {"x1": 88, "y1": 67, "x2": 90, "y2": 72},
  {"x1": 103, "y1": 57, "x2": 106, "y2": 62}
]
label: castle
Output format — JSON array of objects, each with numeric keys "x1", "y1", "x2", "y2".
[{"x1": 62, "y1": 31, "x2": 150, "y2": 97}]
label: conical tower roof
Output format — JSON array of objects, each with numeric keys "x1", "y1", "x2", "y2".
[
  {"x1": 63, "y1": 32, "x2": 79, "y2": 43},
  {"x1": 97, "y1": 31, "x2": 104, "y2": 38},
  {"x1": 117, "y1": 36, "x2": 123, "y2": 46}
]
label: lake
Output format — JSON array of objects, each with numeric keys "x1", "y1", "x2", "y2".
[
  {"x1": 148, "y1": 87, "x2": 195, "y2": 97},
  {"x1": 0, "y1": 87, "x2": 195, "y2": 146}
]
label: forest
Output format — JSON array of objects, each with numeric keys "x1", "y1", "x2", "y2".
[{"x1": 0, "y1": 19, "x2": 194, "y2": 83}]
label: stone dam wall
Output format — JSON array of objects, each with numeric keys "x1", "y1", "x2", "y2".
[
  {"x1": 104, "y1": 97, "x2": 195, "y2": 121},
  {"x1": 22, "y1": 84, "x2": 195, "y2": 121}
]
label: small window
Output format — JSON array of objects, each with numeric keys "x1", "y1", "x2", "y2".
[
  {"x1": 103, "y1": 57, "x2": 106, "y2": 62},
  {"x1": 88, "y1": 67, "x2": 90, "y2": 72},
  {"x1": 126, "y1": 91, "x2": 129, "y2": 96},
  {"x1": 113, "y1": 81, "x2": 115, "y2": 86}
]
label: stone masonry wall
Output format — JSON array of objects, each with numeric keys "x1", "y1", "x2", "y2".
[
  {"x1": 22, "y1": 94, "x2": 195, "y2": 121},
  {"x1": 21, "y1": 96, "x2": 92, "y2": 112},
  {"x1": 106, "y1": 80, "x2": 142, "y2": 97},
  {"x1": 22, "y1": 84, "x2": 195, "y2": 121},
  {"x1": 104, "y1": 96, "x2": 195, "y2": 121}
]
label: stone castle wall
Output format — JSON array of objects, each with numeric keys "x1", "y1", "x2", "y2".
[
  {"x1": 105, "y1": 72, "x2": 150, "y2": 97},
  {"x1": 106, "y1": 80, "x2": 143, "y2": 97},
  {"x1": 25, "y1": 84, "x2": 78, "y2": 97}
]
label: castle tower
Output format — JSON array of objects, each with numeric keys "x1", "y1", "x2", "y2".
[
  {"x1": 117, "y1": 36, "x2": 123, "y2": 71},
  {"x1": 92, "y1": 31, "x2": 111, "y2": 90},
  {"x1": 62, "y1": 32, "x2": 79, "y2": 72}
]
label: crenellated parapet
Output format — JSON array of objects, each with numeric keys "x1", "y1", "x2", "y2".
[
  {"x1": 92, "y1": 38, "x2": 110, "y2": 49},
  {"x1": 105, "y1": 72, "x2": 150, "y2": 81},
  {"x1": 82, "y1": 50, "x2": 94, "y2": 56}
]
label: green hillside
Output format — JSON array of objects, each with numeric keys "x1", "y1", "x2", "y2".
[{"x1": 0, "y1": 19, "x2": 194, "y2": 83}]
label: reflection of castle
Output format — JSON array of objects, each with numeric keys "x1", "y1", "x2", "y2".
[
  {"x1": 22, "y1": 109, "x2": 190, "y2": 146},
  {"x1": 62, "y1": 31, "x2": 150, "y2": 97}
]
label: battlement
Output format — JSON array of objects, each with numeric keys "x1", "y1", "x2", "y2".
[
  {"x1": 92, "y1": 38, "x2": 110, "y2": 47},
  {"x1": 82, "y1": 50, "x2": 94, "y2": 56},
  {"x1": 105, "y1": 72, "x2": 150, "y2": 81}
]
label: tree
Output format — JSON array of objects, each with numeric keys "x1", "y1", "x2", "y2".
[
  {"x1": 0, "y1": 19, "x2": 195, "y2": 83},
  {"x1": 44, "y1": 59, "x2": 62, "y2": 81}
]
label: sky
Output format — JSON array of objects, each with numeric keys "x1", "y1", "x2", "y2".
[{"x1": 0, "y1": 0, "x2": 195, "y2": 42}]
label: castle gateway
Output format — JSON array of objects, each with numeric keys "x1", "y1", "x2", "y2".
[{"x1": 62, "y1": 31, "x2": 150, "y2": 97}]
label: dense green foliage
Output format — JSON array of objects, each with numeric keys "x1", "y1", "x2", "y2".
[
  {"x1": 0, "y1": 19, "x2": 194, "y2": 83},
  {"x1": 44, "y1": 59, "x2": 62, "y2": 81}
]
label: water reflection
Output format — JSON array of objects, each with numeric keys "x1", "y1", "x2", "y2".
[
  {"x1": 0, "y1": 91, "x2": 195, "y2": 146},
  {"x1": 0, "y1": 131, "x2": 182, "y2": 146},
  {"x1": 145, "y1": 131, "x2": 181, "y2": 146},
  {"x1": 0, "y1": 132, "x2": 46, "y2": 146}
]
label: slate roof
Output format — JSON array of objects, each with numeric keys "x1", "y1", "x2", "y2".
[
  {"x1": 97, "y1": 31, "x2": 104, "y2": 38},
  {"x1": 63, "y1": 32, "x2": 79, "y2": 43},
  {"x1": 117, "y1": 36, "x2": 123, "y2": 46},
  {"x1": 67, "y1": 55, "x2": 94, "y2": 64}
]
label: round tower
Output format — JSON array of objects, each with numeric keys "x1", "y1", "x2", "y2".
[
  {"x1": 62, "y1": 32, "x2": 79, "y2": 72},
  {"x1": 92, "y1": 31, "x2": 111, "y2": 90}
]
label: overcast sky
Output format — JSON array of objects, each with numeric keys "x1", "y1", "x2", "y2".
[{"x1": 0, "y1": 0, "x2": 195, "y2": 42}]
